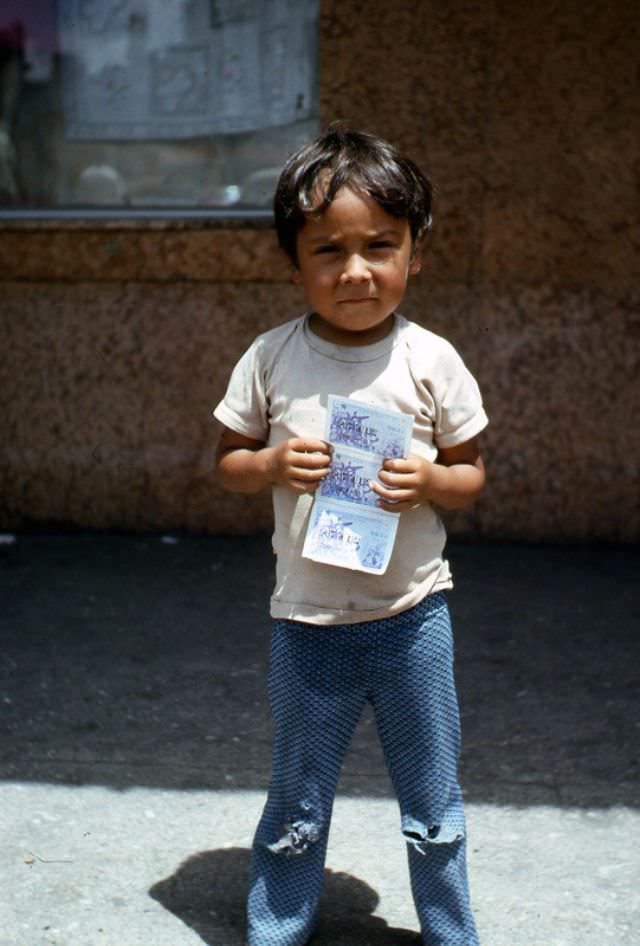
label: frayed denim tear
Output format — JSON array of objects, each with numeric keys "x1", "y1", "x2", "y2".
[
  {"x1": 267, "y1": 819, "x2": 320, "y2": 856},
  {"x1": 402, "y1": 815, "x2": 465, "y2": 854}
]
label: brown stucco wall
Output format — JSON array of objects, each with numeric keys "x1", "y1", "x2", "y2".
[{"x1": 1, "y1": 0, "x2": 639, "y2": 539}]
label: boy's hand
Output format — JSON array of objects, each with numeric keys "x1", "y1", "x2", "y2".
[
  {"x1": 370, "y1": 438, "x2": 486, "y2": 511},
  {"x1": 267, "y1": 437, "x2": 332, "y2": 494},
  {"x1": 215, "y1": 427, "x2": 331, "y2": 496},
  {"x1": 369, "y1": 455, "x2": 435, "y2": 512}
]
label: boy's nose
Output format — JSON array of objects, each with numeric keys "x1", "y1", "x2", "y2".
[{"x1": 340, "y1": 254, "x2": 371, "y2": 282}]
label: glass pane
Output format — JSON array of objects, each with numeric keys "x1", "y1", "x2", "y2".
[{"x1": 0, "y1": 0, "x2": 319, "y2": 213}]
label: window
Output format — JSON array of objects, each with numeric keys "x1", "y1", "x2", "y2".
[{"x1": 0, "y1": 0, "x2": 319, "y2": 215}]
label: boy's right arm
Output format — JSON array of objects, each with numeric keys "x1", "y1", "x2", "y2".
[{"x1": 215, "y1": 426, "x2": 331, "y2": 495}]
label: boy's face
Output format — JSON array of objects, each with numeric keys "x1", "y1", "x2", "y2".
[{"x1": 293, "y1": 187, "x2": 421, "y2": 346}]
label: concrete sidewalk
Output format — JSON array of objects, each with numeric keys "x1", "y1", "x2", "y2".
[{"x1": 1, "y1": 535, "x2": 638, "y2": 946}]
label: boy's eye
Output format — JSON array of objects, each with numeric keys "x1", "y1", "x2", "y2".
[
  {"x1": 314, "y1": 244, "x2": 339, "y2": 255},
  {"x1": 370, "y1": 240, "x2": 393, "y2": 250}
]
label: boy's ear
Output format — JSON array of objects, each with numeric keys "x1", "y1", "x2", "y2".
[
  {"x1": 409, "y1": 242, "x2": 423, "y2": 275},
  {"x1": 276, "y1": 241, "x2": 301, "y2": 282}
]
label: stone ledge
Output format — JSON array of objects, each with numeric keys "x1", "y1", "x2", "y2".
[{"x1": 0, "y1": 226, "x2": 290, "y2": 283}]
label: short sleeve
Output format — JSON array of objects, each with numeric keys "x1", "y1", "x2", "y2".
[
  {"x1": 213, "y1": 339, "x2": 270, "y2": 442},
  {"x1": 429, "y1": 339, "x2": 488, "y2": 448}
]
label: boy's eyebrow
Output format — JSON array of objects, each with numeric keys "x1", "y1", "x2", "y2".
[{"x1": 306, "y1": 227, "x2": 403, "y2": 245}]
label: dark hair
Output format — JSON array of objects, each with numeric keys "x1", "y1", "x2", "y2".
[{"x1": 274, "y1": 127, "x2": 433, "y2": 265}]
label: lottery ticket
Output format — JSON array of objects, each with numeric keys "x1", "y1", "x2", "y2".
[
  {"x1": 326, "y1": 395, "x2": 413, "y2": 459},
  {"x1": 302, "y1": 500, "x2": 399, "y2": 575},
  {"x1": 302, "y1": 396, "x2": 414, "y2": 574},
  {"x1": 317, "y1": 446, "x2": 381, "y2": 509}
]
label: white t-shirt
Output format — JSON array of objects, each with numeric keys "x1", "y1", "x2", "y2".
[{"x1": 214, "y1": 313, "x2": 488, "y2": 625}]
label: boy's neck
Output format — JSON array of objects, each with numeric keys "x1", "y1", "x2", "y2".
[{"x1": 308, "y1": 312, "x2": 396, "y2": 347}]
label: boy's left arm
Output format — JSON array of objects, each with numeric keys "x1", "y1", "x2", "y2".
[{"x1": 370, "y1": 437, "x2": 485, "y2": 511}]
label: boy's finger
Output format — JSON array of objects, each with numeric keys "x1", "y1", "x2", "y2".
[
  {"x1": 291, "y1": 479, "x2": 321, "y2": 493},
  {"x1": 377, "y1": 468, "x2": 414, "y2": 487},
  {"x1": 369, "y1": 480, "x2": 413, "y2": 502},
  {"x1": 290, "y1": 452, "x2": 331, "y2": 469},
  {"x1": 377, "y1": 498, "x2": 418, "y2": 512},
  {"x1": 290, "y1": 465, "x2": 329, "y2": 480},
  {"x1": 291, "y1": 437, "x2": 332, "y2": 454},
  {"x1": 383, "y1": 457, "x2": 416, "y2": 472}
]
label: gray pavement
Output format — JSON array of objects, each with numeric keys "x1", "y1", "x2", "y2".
[{"x1": 1, "y1": 535, "x2": 638, "y2": 946}]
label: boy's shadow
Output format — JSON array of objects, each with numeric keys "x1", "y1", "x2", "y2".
[{"x1": 150, "y1": 847, "x2": 421, "y2": 946}]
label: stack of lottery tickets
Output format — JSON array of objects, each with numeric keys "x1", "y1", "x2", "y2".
[{"x1": 302, "y1": 395, "x2": 414, "y2": 575}]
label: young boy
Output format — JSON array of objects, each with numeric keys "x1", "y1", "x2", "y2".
[{"x1": 214, "y1": 128, "x2": 487, "y2": 946}]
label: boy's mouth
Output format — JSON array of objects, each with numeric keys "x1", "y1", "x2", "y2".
[{"x1": 338, "y1": 296, "x2": 376, "y2": 304}]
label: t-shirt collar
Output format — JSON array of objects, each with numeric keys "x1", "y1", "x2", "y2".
[{"x1": 302, "y1": 312, "x2": 405, "y2": 363}]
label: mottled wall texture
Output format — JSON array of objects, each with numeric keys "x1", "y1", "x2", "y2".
[{"x1": 1, "y1": 0, "x2": 639, "y2": 540}]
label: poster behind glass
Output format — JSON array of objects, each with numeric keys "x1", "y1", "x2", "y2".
[{"x1": 0, "y1": 0, "x2": 319, "y2": 211}]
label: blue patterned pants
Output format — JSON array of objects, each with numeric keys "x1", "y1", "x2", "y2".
[{"x1": 247, "y1": 592, "x2": 479, "y2": 946}]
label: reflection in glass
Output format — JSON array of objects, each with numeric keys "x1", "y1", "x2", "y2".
[{"x1": 0, "y1": 0, "x2": 319, "y2": 212}]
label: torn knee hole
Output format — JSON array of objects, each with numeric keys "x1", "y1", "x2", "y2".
[
  {"x1": 403, "y1": 823, "x2": 464, "y2": 853},
  {"x1": 267, "y1": 819, "x2": 320, "y2": 856}
]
